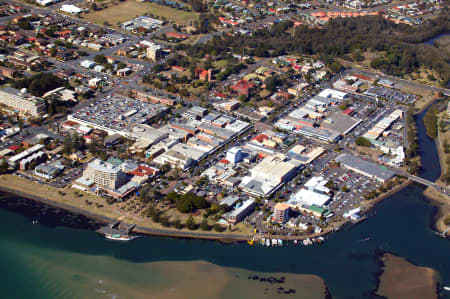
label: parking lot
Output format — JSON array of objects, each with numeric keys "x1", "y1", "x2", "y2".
[
  {"x1": 364, "y1": 86, "x2": 417, "y2": 104},
  {"x1": 70, "y1": 95, "x2": 169, "y2": 133}
]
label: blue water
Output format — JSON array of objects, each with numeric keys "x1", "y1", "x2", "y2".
[{"x1": 424, "y1": 33, "x2": 450, "y2": 46}]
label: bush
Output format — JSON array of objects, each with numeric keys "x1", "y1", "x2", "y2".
[{"x1": 213, "y1": 224, "x2": 225, "y2": 232}]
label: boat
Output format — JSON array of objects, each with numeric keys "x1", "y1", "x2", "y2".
[
  {"x1": 105, "y1": 234, "x2": 137, "y2": 241},
  {"x1": 32, "y1": 220, "x2": 39, "y2": 225},
  {"x1": 293, "y1": 240, "x2": 298, "y2": 244},
  {"x1": 271, "y1": 239, "x2": 277, "y2": 247},
  {"x1": 265, "y1": 238, "x2": 271, "y2": 246},
  {"x1": 277, "y1": 239, "x2": 283, "y2": 246},
  {"x1": 444, "y1": 286, "x2": 450, "y2": 291}
]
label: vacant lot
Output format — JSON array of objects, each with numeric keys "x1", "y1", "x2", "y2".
[{"x1": 83, "y1": 0, "x2": 198, "y2": 26}]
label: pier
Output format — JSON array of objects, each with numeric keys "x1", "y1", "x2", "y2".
[{"x1": 97, "y1": 220, "x2": 136, "y2": 236}]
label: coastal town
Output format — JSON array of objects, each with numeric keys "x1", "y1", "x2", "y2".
[{"x1": 0, "y1": 0, "x2": 448, "y2": 244}]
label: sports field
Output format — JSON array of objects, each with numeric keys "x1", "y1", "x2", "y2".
[{"x1": 83, "y1": 0, "x2": 198, "y2": 27}]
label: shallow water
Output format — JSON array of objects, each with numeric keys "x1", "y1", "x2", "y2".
[{"x1": 0, "y1": 184, "x2": 449, "y2": 299}]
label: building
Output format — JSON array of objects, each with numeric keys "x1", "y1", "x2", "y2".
[
  {"x1": 146, "y1": 43, "x2": 162, "y2": 61},
  {"x1": 231, "y1": 80, "x2": 255, "y2": 97},
  {"x1": 83, "y1": 159, "x2": 127, "y2": 190},
  {"x1": 227, "y1": 199, "x2": 255, "y2": 224},
  {"x1": 336, "y1": 154, "x2": 395, "y2": 183},
  {"x1": 240, "y1": 154, "x2": 298, "y2": 198},
  {"x1": 60, "y1": 4, "x2": 82, "y2": 14},
  {"x1": 80, "y1": 60, "x2": 95, "y2": 69},
  {"x1": 0, "y1": 87, "x2": 46, "y2": 116},
  {"x1": 226, "y1": 147, "x2": 243, "y2": 164},
  {"x1": 273, "y1": 203, "x2": 290, "y2": 224}
]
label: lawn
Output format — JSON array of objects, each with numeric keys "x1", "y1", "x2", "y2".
[
  {"x1": 0, "y1": 174, "x2": 121, "y2": 219},
  {"x1": 83, "y1": 0, "x2": 198, "y2": 27}
]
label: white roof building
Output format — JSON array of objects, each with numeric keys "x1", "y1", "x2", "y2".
[{"x1": 60, "y1": 4, "x2": 82, "y2": 14}]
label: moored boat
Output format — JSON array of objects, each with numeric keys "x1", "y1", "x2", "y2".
[{"x1": 105, "y1": 233, "x2": 137, "y2": 241}]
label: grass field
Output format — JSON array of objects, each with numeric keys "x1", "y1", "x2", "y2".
[{"x1": 83, "y1": 0, "x2": 198, "y2": 27}]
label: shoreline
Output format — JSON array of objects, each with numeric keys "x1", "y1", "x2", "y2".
[
  {"x1": 0, "y1": 183, "x2": 253, "y2": 242},
  {"x1": 423, "y1": 186, "x2": 450, "y2": 237},
  {"x1": 0, "y1": 174, "x2": 414, "y2": 243}
]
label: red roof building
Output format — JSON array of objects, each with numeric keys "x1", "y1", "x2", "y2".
[
  {"x1": 166, "y1": 32, "x2": 188, "y2": 40},
  {"x1": 252, "y1": 134, "x2": 269, "y2": 143},
  {"x1": 8, "y1": 145, "x2": 20, "y2": 151},
  {"x1": 130, "y1": 165, "x2": 157, "y2": 177},
  {"x1": 342, "y1": 108, "x2": 354, "y2": 115},
  {"x1": 231, "y1": 80, "x2": 255, "y2": 97}
]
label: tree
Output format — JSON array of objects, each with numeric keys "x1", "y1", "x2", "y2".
[
  {"x1": 91, "y1": 2, "x2": 97, "y2": 10},
  {"x1": 355, "y1": 137, "x2": 372, "y2": 147},
  {"x1": 63, "y1": 135, "x2": 72, "y2": 155},
  {"x1": 200, "y1": 218, "x2": 210, "y2": 231},
  {"x1": 176, "y1": 197, "x2": 194, "y2": 213},
  {"x1": 0, "y1": 160, "x2": 8, "y2": 174},
  {"x1": 173, "y1": 217, "x2": 182, "y2": 229},
  {"x1": 94, "y1": 54, "x2": 107, "y2": 65},
  {"x1": 264, "y1": 76, "x2": 277, "y2": 92},
  {"x1": 185, "y1": 215, "x2": 196, "y2": 230}
]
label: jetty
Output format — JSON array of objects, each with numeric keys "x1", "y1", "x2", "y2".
[{"x1": 97, "y1": 220, "x2": 136, "y2": 236}]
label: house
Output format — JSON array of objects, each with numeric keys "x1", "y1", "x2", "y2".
[
  {"x1": 231, "y1": 80, "x2": 255, "y2": 97},
  {"x1": 195, "y1": 67, "x2": 212, "y2": 82}
]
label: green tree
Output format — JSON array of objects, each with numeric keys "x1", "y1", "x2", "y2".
[
  {"x1": 185, "y1": 215, "x2": 196, "y2": 230},
  {"x1": 200, "y1": 217, "x2": 210, "y2": 231},
  {"x1": 173, "y1": 217, "x2": 182, "y2": 229},
  {"x1": 94, "y1": 54, "x2": 107, "y2": 65},
  {"x1": 355, "y1": 137, "x2": 372, "y2": 147},
  {"x1": 63, "y1": 135, "x2": 72, "y2": 155}
]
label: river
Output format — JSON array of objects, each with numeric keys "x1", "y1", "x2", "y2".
[
  {"x1": 0, "y1": 107, "x2": 448, "y2": 299},
  {"x1": 424, "y1": 32, "x2": 450, "y2": 46}
]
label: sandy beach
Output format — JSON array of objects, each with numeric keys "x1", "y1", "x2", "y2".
[{"x1": 376, "y1": 253, "x2": 438, "y2": 299}]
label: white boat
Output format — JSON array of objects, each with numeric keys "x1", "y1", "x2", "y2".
[
  {"x1": 277, "y1": 239, "x2": 283, "y2": 246},
  {"x1": 444, "y1": 286, "x2": 450, "y2": 291},
  {"x1": 302, "y1": 239, "x2": 308, "y2": 246},
  {"x1": 265, "y1": 238, "x2": 271, "y2": 246},
  {"x1": 293, "y1": 240, "x2": 298, "y2": 244},
  {"x1": 271, "y1": 239, "x2": 277, "y2": 247},
  {"x1": 105, "y1": 234, "x2": 137, "y2": 241}
]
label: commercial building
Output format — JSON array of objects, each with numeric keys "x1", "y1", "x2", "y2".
[
  {"x1": 336, "y1": 153, "x2": 395, "y2": 182},
  {"x1": 83, "y1": 159, "x2": 127, "y2": 190},
  {"x1": 240, "y1": 154, "x2": 298, "y2": 198},
  {"x1": 273, "y1": 203, "x2": 290, "y2": 224},
  {"x1": 0, "y1": 87, "x2": 46, "y2": 116},
  {"x1": 146, "y1": 43, "x2": 162, "y2": 61},
  {"x1": 226, "y1": 147, "x2": 243, "y2": 164},
  {"x1": 60, "y1": 4, "x2": 82, "y2": 14},
  {"x1": 227, "y1": 199, "x2": 255, "y2": 224},
  {"x1": 8, "y1": 144, "x2": 45, "y2": 167}
]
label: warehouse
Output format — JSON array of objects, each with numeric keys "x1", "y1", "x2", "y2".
[{"x1": 336, "y1": 154, "x2": 395, "y2": 182}]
